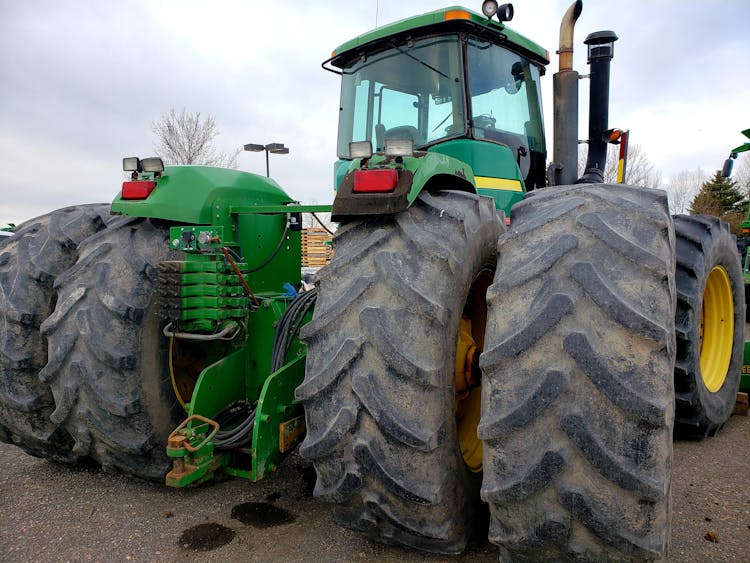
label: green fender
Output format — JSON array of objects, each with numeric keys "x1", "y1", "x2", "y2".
[{"x1": 332, "y1": 140, "x2": 525, "y2": 219}]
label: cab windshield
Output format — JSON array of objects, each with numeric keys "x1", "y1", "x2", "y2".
[
  {"x1": 466, "y1": 38, "x2": 546, "y2": 188},
  {"x1": 336, "y1": 35, "x2": 465, "y2": 158},
  {"x1": 335, "y1": 33, "x2": 546, "y2": 189}
]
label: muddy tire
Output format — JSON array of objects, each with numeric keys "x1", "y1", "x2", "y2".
[
  {"x1": 0, "y1": 204, "x2": 111, "y2": 461},
  {"x1": 298, "y1": 191, "x2": 502, "y2": 553},
  {"x1": 673, "y1": 215, "x2": 743, "y2": 438},
  {"x1": 480, "y1": 184, "x2": 675, "y2": 560},
  {"x1": 39, "y1": 217, "x2": 182, "y2": 479}
]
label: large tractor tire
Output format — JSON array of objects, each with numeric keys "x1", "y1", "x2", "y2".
[
  {"x1": 480, "y1": 184, "x2": 675, "y2": 561},
  {"x1": 298, "y1": 191, "x2": 503, "y2": 553},
  {"x1": 673, "y1": 214, "x2": 743, "y2": 438},
  {"x1": 0, "y1": 204, "x2": 111, "y2": 461},
  {"x1": 39, "y1": 216, "x2": 183, "y2": 480}
]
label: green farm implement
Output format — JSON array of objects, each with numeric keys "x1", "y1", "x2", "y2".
[
  {"x1": 1, "y1": 2, "x2": 743, "y2": 560},
  {"x1": 722, "y1": 128, "x2": 750, "y2": 392}
]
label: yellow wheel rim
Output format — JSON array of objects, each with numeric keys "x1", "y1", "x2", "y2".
[
  {"x1": 455, "y1": 270, "x2": 492, "y2": 473},
  {"x1": 699, "y1": 266, "x2": 734, "y2": 393}
]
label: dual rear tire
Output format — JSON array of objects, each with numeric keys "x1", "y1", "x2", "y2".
[
  {"x1": 298, "y1": 191, "x2": 502, "y2": 552},
  {"x1": 301, "y1": 185, "x2": 685, "y2": 559},
  {"x1": 0, "y1": 210, "x2": 182, "y2": 479}
]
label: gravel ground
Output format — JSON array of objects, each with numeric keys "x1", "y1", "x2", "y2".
[{"x1": 0, "y1": 413, "x2": 748, "y2": 562}]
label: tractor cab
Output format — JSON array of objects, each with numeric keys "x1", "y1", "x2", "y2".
[{"x1": 327, "y1": 6, "x2": 549, "y2": 218}]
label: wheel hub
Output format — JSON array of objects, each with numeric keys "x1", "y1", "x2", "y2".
[
  {"x1": 455, "y1": 269, "x2": 493, "y2": 473},
  {"x1": 700, "y1": 265, "x2": 734, "y2": 392}
]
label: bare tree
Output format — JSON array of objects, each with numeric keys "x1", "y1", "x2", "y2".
[
  {"x1": 733, "y1": 156, "x2": 750, "y2": 197},
  {"x1": 665, "y1": 168, "x2": 707, "y2": 215},
  {"x1": 577, "y1": 142, "x2": 661, "y2": 188},
  {"x1": 152, "y1": 108, "x2": 241, "y2": 168}
]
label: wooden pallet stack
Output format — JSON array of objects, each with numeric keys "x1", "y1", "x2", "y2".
[{"x1": 301, "y1": 227, "x2": 333, "y2": 267}]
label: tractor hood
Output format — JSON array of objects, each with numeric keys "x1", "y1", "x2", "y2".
[{"x1": 111, "y1": 165, "x2": 294, "y2": 225}]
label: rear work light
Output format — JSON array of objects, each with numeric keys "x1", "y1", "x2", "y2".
[
  {"x1": 141, "y1": 157, "x2": 164, "y2": 173},
  {"x1": 121, "y1": 181, "x2": 156, "y2": 200},
  {"x1": 123, "y1": 157, "x2": 141, "y2": 172},
  {"x1": 353, "y1": 168, "x2": 398, "y2": 193},
  {"x1": 349, "y1": 141, "x2": 373, "y2": 159}
]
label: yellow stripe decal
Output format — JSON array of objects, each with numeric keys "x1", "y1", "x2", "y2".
[{"x1": 475, "y1": 176, "x2": 523, "y2": 191}]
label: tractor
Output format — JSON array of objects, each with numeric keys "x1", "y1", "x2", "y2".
[
  {"x1": 722, "y1": 128, "x2": 750, "y2": 392},
  {"x1": 0, "y1": 1, "x2": 743, "y2": 561},
  {"x1": 723, "y1": 127, "x2": 750, "y2": 305}
]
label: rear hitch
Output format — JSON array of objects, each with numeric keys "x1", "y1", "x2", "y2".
[{"x1": 165, "y1": 415, "x2": 228, "y2": 487}]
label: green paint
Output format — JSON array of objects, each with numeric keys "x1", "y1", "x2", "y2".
[
  {"x1": 339, "y1": 145, "x2": 524, "y2": 216},
  {"x1": 251, "y1": 355, "x2": 307, "y2": 481},
  {"x1": 334, "y1": 159, "x2": 350, "y2": 190},
  {"x1": 429, "y1": 139, "x2": 525, "y2": 215},
  {"x1": 330, "y1": 6, "x2": 547, "y2": 66},
  {"x1": 112, "y1": 166, "x2": 292, "y2": 226},
  {"x1": 188, "y1": 347, "x2": 249, "y2": 420}
]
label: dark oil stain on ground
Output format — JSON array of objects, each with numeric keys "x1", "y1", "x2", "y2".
[
  {"x1": 178, "y1": 522, "x2": 236, "y2": 552},
  {"x1": 231, "y1": 501, "x2": 297, "y2": 528}
]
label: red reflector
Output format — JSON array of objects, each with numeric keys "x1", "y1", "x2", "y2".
[
  {"x1": 121, "y1": 181, "x2": 156, "y2": 200},
  {"x1": 353, "y1": 169, "x2": 398, "y2": 193}
]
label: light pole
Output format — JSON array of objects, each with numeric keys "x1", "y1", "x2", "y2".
[{"x1": 243, "y1": 142, "x2": 289, "y2": 177}]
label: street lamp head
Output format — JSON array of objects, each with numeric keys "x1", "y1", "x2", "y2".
[
  {"x1": 243, "y1": 143, "x2": 265, "y2": 152},
  {"x1": 244, "y1": 141, "x2": 289, "y2": 177},
  {"x1": 266, "y1": 143, "x2": 288, "y2": 154}
]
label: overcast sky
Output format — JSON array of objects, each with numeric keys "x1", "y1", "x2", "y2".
[{"x1": 1, "y1": 0, "x2": 748, "y2": 226}]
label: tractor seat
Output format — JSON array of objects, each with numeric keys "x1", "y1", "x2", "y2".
[{"x1": 384, "y1": 126, "x2": 424, "y2": 147}]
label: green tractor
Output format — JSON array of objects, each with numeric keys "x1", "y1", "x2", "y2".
[
  {"x1": 0, "y1": 1, "x2": 744, "y2": 560},
  {"x1": 722, "y1": 128, "x2": 750, "y2": 392}
]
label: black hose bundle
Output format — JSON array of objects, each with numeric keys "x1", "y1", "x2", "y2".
[
  {"x1": 271, "y1": 288, "x2": 318, "y2": 372},
  {"x1": 213, "y1": 399, "x2": 256, "y2": 450},
  {"x1": 210, "y1": 289, "x2": 317, "y2": 451}
]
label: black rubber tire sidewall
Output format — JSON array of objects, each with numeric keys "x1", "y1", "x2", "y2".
[
  {"x1": 0, "y1": 204, "x2": 111, "y2": 461},
  {"x1": 480, "y1": 184, "x2": 675, "y2": 560},
  {"x1": 674, "y1": 215, "x2": 744, "y2": 437},
  {"x1": 298, "y1": 191, "x2": 503, "y2": 553},
  {"x1": 39, "y1": 216, "x2": 183, "y2": 479}
]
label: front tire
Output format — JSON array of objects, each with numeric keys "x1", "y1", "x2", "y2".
[
  {"x1": 480, "y1": 184, "x2": 675, "y2": 560},
  {"x1": 673, "y1": 215, "x2": 743, "y2": 438},
  {"x1": 39, "y1": 216, "x2": 182, "y2": 479},
  {"x1": 298, "y1": 191, "x2": 502, "y2": 553}
]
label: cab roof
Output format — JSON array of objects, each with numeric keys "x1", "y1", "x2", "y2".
[{"x1": 329, "y1": 6, "x2": 549, "y2": 69}]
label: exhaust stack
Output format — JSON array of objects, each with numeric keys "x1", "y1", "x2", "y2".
[
  {"x1": 577, "y1": 30, "x2": 618, "y2": 184},
  {"x1": 550, "y1": 0, "x2": 582, "y2": 186}
]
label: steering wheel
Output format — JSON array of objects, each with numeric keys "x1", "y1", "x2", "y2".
[{"x1": 474, "y1": 114, "x2": 496, "y2": 129}]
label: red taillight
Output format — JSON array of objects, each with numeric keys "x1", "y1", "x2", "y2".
[
  {"x1": 353, "y1": 169, "x2": 398, "y2": 193},
  {"x1": 121, "y1": 181, "x2": 156, "y2": 200}
]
